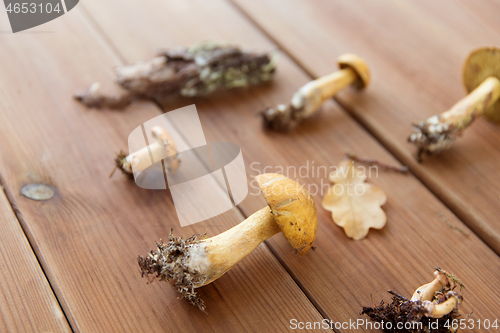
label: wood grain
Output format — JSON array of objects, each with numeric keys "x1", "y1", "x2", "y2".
[
  {"x1": 80, "y1": 0, "x2": 500, "y2": 331},
  {"x1": 231, "y1": 0, "x2": 500, "y2": 255},
  {"x1": 0, "y1": 7, "x2": 326, "y2": 333},
  {"x1": 0, "y1": 188, "x2": 71, "y2": 332}
]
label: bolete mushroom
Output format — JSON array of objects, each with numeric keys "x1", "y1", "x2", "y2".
[
  {"x1": 409, "y1": 46, "x2": 500, "y2": 160},
  {"x1": 114, "y1": 126, "x2": 180, "y2": 177},
  {"x1": 138, "y1": 173, "x2": 318, "y2": 311},
  {"x1": 262, "y1": 53, "x2": 370, "y2": 131}
]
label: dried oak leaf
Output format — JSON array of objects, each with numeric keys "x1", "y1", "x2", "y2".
[{"x1": 322, "y1": 159, "x2": 387, "y2": 240}]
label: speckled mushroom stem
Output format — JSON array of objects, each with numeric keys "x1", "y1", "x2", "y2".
[
  {"x1": 262, "y1": 54, "x2": 369, "y2": 131},
  {"x1": 261, "y1": 69, "x2": 357, "y2": 131},
  {"x1": 116, "y1": 126, "x2": 180, "y2": 176},
  {"x1": 409, "y1": 76, "x2": 500, "y2": 160},
  {"x1": 138, "y1": 206, "x2": 280, "y2": 311},
  {"x1": 297, "y1": 68, "x2": 358, "y2": 117},
  {"x1": 190, "y1": 206, "x2": 280, "y2": 287}
]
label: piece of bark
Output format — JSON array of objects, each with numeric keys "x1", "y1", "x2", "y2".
[{"x1": 74, "y1": 43, "x2": 277, "y2": 110}]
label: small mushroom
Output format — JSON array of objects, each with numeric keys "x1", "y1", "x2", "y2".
[
  {"x1": 114, "y1": 126, "x2": 180, "y2": 177},
  {"x1": 422, "y1": 291, "x2": 463, "y2": 319},
  {"x1": 138, "y1": 173, "x2": 318, "y2": 310},
  {"x1": 411, "y1": 269, "x2": 450, "y2": 302},
  {"x1": 262, "y1": 53, "x2": 370, "y2": 131},
  {"x1": 409, "y1": 46, "x2": 500, "y2": 160},
  {"x1": 362, "y1": 268, "x2": 464, "y2": 331}
]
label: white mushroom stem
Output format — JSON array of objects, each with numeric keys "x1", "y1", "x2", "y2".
[
  {"x1": 422, "y1": 292, "x2": 462, "y2": 318},
  {"x1": 188, "y1": 206, "x2": 280, "y2": 287},
  {"x1": 262, "y1": 53, "x2": 369, "y2": 131},
  {"x1": 409, "y1": 76, "x2": 500, "y2": 157},
  {"x1": 121, "y1": 126, "x2": 179, "y2": 174},
  {"x1": 292, "y1": 67, "x2": 358, "y2": 118},
  {"x1": 411, "y1": 270, "x2": 449, "y2": 301}
]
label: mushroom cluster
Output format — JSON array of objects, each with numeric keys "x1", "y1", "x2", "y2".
[
  {"x1": 362, "y1": 268, "x2": 464, "y2": 332},
  {"x1": 138, "y1": 173, "x2": 318, "y2": 310}
]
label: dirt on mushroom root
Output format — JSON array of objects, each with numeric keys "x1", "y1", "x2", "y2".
[
  {"x1": 138, "y1": 229, "x2": 207, "y2": 311},
  {"x1": 111, "y1": 150, "x2": 133, "y2": 178},
  {"x1": 261, "y1": 103, "x2": 306, "y2": 131},
  {"x1": 361, "y1": 290, "x2": 462, "y2": 333}
]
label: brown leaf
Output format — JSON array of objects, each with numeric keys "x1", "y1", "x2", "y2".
[{"x1": 322, "y1": 159, "x2": 387, "y2": 240}]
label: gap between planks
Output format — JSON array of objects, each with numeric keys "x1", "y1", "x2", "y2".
[{"x1": 0, "y1": 178, "x2": 72, "y2": 332}]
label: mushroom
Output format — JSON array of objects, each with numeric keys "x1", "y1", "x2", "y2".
[
  {"x1": 411, "y1": 269, "x2": 450, "y2": 302},
  {"x1": 408, "y1": 46, "x2": 500, "y2": 160},
  {"x1": 138, "y1": 173, "x2": 318, "y2": 310},
  {"x1": 422, "y1": 291, "x2": 463, "y2": 319},
  {"x1": 262, "y1": 53, "x2": 370, "y2": 131},
  {"x1": 411, "y1": 268, "x2": 463, "y2": 319},
  {"x1": 362, "y1": 268, "x2": 464, "y2": 331},
  {"x1": 114, "y1": 126, "x2": 180, "y2": 177}
]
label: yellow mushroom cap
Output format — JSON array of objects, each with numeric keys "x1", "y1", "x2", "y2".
[
  {"x1": 463, "y1": 46, "x2": 500, "y2": 123},
  {"x1": 338, "y1": 53, "x2": 371, "y2": 89},
  {"x1": 256, "y1": 173, "x2": 318, "y2": 255}
]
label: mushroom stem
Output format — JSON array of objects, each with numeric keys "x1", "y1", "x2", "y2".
[
  {"x1": 138, "y1": 206, "x2": 280, "y2": 310},
  {"x1": 411, "y1": 270, "x2": 449, "y2": 301},
  {"x1": 195, "y1": 206, "x2": 280, "y2": 286},
  {"x1": 409, "y1": 76, "x2": 500, "y2": 159},
  {"x1": 316, "y1": 68, "x2": 358, "y2": 100},
  {"x1": 422, "y1": 292, "x2": 462, "y2": 318},
  {"x1": 442, "y1": 76, "x2": 500, "y2": 127},
  {"x1": 120, "y1": 142, "x2": 166, "y2": 173},
  {"x1": 262, "y1": 53, "x2": 370, "y2": 131},
  {"x1": 293, "y1": 68, "x2": 358, "y2": 118},
  {"x1": 115, "y1": 126, "x2": 180, "y2": 176}
]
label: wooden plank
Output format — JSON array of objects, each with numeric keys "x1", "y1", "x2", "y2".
[
  {"x1": 80, "y1": 0, "x2": 500, "y2": 331},
  {"x1": 0, "y1": 7, "x2": 326, "y2": 333},
  {"x1": 0, "y1": 188, "x2": 71, "y2": 332},
  {"x1": 230, "y1": 0, "x2": 500, "y2": 255}
]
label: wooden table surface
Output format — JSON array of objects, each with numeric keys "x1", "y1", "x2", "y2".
[{"x1": 0, "y1": 1, "x2": 499, "y2": 332}]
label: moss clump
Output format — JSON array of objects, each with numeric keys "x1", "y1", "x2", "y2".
[{"x1": 75, "y1": 42, "x2": 277, "y2": 110}]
